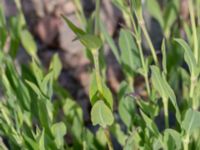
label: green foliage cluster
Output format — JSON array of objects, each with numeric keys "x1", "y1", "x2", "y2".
[{"x1": 1, "y1": 0, "x2": 200, "y2": 149}]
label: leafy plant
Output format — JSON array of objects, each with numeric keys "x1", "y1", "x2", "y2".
[{"x1": 1, "y1": 0, "x2": 200, "y2": 150}]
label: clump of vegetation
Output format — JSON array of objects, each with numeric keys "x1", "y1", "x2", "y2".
[{"x1": 0, "y1": 0, "x2": 200, "y2": 149}]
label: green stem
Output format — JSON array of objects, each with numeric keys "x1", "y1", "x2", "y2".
[
  {"x1": 129, "y1": 2, "x2": 151, "y2": 95},
  {"x1": 144, "y1": 74, "x2": 150, "y2": 96},
  {"x1": 190, "y1": 75, "x2": 197, "y2": 109},
  {"x1": 92, "y1": 50, "x2": 103, "y2": 93},
  {"x1": 128, "y1": 76, "x2": 134, "y2": 91},
  {"x1": 95, "y1": 0, "x2": 100, "y2": 35},
  {"x1": 163, "y1": 97, "x2": 169, "y2": 128},
  {"x1": 190, "y1": 77, "x2": 195, "y2": 98},
  {"x1": 139, "y1": 20, "x2": 159, "y2": 66},
  {"x1": 183, "y1": 134, "x2": 189, "y2": 150},
  {"x1": 104, "y1": 128, "x2": 113, "y2": 150},
  {"x1": 189, "y1": 1, "x2": 198, "y2": 63},
  {"x1": 198, "y1": 0, "x2": 200, "y2": 26},
  {"x1": 137, "y1": 40, "x2": 151, "y2": 95}
]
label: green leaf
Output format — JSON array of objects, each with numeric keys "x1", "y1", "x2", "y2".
[
  {"x1": 79, "y1": 34, "x2": 102, "y2": 51},
  {"x1": 119, "y1": 29, "x2": 140, "y2": 75},
  {"x1": 62, "y1": 15, "x2": 85, "y2": 37},
  {"x1": 101, "y1": 82, "x2": 113, "y2": 110},
  {"x1": 23, "y1": 135, "x2": 39, "y2": 150},
  {"x1": 25, "y1": 80, "x2": 42, "y2": 96},
  {"x1": 96, "y1": 128, "x2": 107, "y2": 146},
  {"x1": 110, "y1": 123, "x2": 127, "y2": 146},
  {"x1": 100, "y1": 21, "x2": 120, "y2": 63},
  {"x1": 174, "y1": 39, "x2": 197, "y2": 75},
  {"x1": 163, "y1": 129, "x2": 181, "y2": 150},
  {"x1": 0, "y1": 5, "x2": 6, "y2": 27},
  {"x1": 41, "y1": 71, "x2": 54, "y2": 98},
  {"x1": 89, "y1": 73, "x2": 113, "y2": 109},
  {"x1": 161, "y1": 39, "x2": 167, "y2": 74},
  {"x1": 63, "y1": 98, "x2": 83, "y2": 124},
  {"x1": 140, "y1": 110, "x2": 160, "y2": 137},
  {"x1": 131, "y1": 0, "x2": 142, "y2": 18},
  {"x1": 123, "y1": 129, "x2": 142, "y2": 150},
  {"x1": 49, "y1": 53, "x2": 62, "y2": 80},
  {"x1": 30, "y1": 60, "x2": 43, "y2": 85},
  {"x1": 38, "y1": 130, "x2": 45, "y2": 150},
  {"x1": 89, "y1": 73, "x2": 98, "y2": 105},
  {"x1": 182, "y1": 109, "x2": 200, "y2": 136},
  {"x1": 20, "y1": 29, "x2": 37, "y2": 58},
  {"x1": 137, "y1": 100, "x2": 159, "y2": 118},
  {"x1": 71, "y1": 116, "x2": 83, "y2": 143},
  {"x1": 119, "y1": 96, "x2": 135, "y2": 128},
  {"x1": 38, "y1": 99, "x2": 53, "y2": 130},
  {"x1": 146, "y1": 0, "x2": 164, "y2": 28},
  {"x1": 82, "y1": 128, "x2": 97, "y2": 150},
  {"x1": 118, "y1": 82, "x2": 135, "y2": 128},
  {"x1": 5, "y1": 62, "x2": 31, "y2": 110},
  {"x1": 163, "y1": 0, "x2": 179, "y2": 35},
  {"x1": 51, "y1": 122, "x2": 67, "y2": 149},
  {"x1": 151, "y1": 66, "x2": 181, "y2": 124},
  {"x1": 91, "y1": 100, "x2": 114, "y2": 128}
]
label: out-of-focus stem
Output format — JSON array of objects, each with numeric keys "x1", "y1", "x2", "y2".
[
  {"x1": 188, "y1": 1, "x2": 198, "y2": 63},
  {"x1": 95, "y1": 0, "x2": 100, "y2": 35},
  {"x1": 163, "y1": 97, "x2": 169, "y2": 128},
  {"x1": 92, "y1": 50, "x2": 103, "y2": 94},
  {"x1": 183, "y1": 134, "x2": 189, "y2": 150},
  {"x1": 190, "y1": 74, "x2": 197, "y2": 109},
  {"x1": 104, "y1": 128, "x2": 113, "y2": 150},
  {"x1": 137, "y1": 40, "x2": 151, "y2": 95}
]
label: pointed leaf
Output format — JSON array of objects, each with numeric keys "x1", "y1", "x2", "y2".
[
  {"x1": 62, "y1": 15, "x2": 85, "y2": 37},
  {"x1": 49, "y1": 53, "x2": 62, "y2": 80},
  {"x1": 151, "y1": 66, "x2": 181, "y2": 123},
  {"x1": 79, "y1": 34, "x2": 102, "y2": 51},
  {"x1": 20, "y1": 29, "x2": 37, "y2": 58},
  {"x1": 140, "y1": 110, "x2": 160, "y2": 137},
  {"x1": 174, "y1": 39, "x2": 197, "y2": 75},
  {"x1": 100, "y1": 21, "x2": 120, "y2": 63},
  {"x1": 119, "y1": 29, "x2": 140, "y2": 74}
]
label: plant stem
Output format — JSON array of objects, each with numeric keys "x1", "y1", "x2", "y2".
[
  {"x1": 137, "y1": 40, "x2": 151, "y2": 95},
  {"x1": 183, "y1": 134, "x2": 189, "y2": 150},
  {"x1": 95, "y1": 0, "x2": 100, "y2": 35},
  {"x1": 144, "y1": 74, "x2": 150, "y2": 96},
  {"x1": 139, "y1": 20, "x2": 159, "y2": 66},
  {"x1": 92, "y1": 50, "x2": 103, "y2": 93},
  {"x1": 190, "y1": 77, "x2": 195, "y2": 98},
  {"x1": 104, "y1": 128, "x2": 113, "y2": 150},
  {"x1": 190, "y1": 75, "x2": 197, "y2": 109},
  {"x1": 188, "y1": 0, "x2": 198, "y2": 63},
  {"x1": 163, "y1": 97, "x2": 169, "y2": 128}
]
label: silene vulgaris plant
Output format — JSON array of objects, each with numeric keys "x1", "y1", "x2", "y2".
[{"x1": 1, "y1": 0, "x2": 200, "y2": 149}]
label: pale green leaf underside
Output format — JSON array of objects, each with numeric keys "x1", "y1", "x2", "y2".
[{"x1": 91, "y1": 100, "x2": 114, "y2": 128}]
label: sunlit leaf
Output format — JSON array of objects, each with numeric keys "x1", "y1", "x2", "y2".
[
  {"x1": 20, "y1": 29, "x2": 37, "y2": 58},
  {"x1": 49, "y1": 53, "x2": 62, "y2": 80},
  {"x1": 51, "y1": 122, "x2": 67, "y2": 149},
  {"x1": 91, "y1": 100, "x2": 114, "y2": 128}
]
